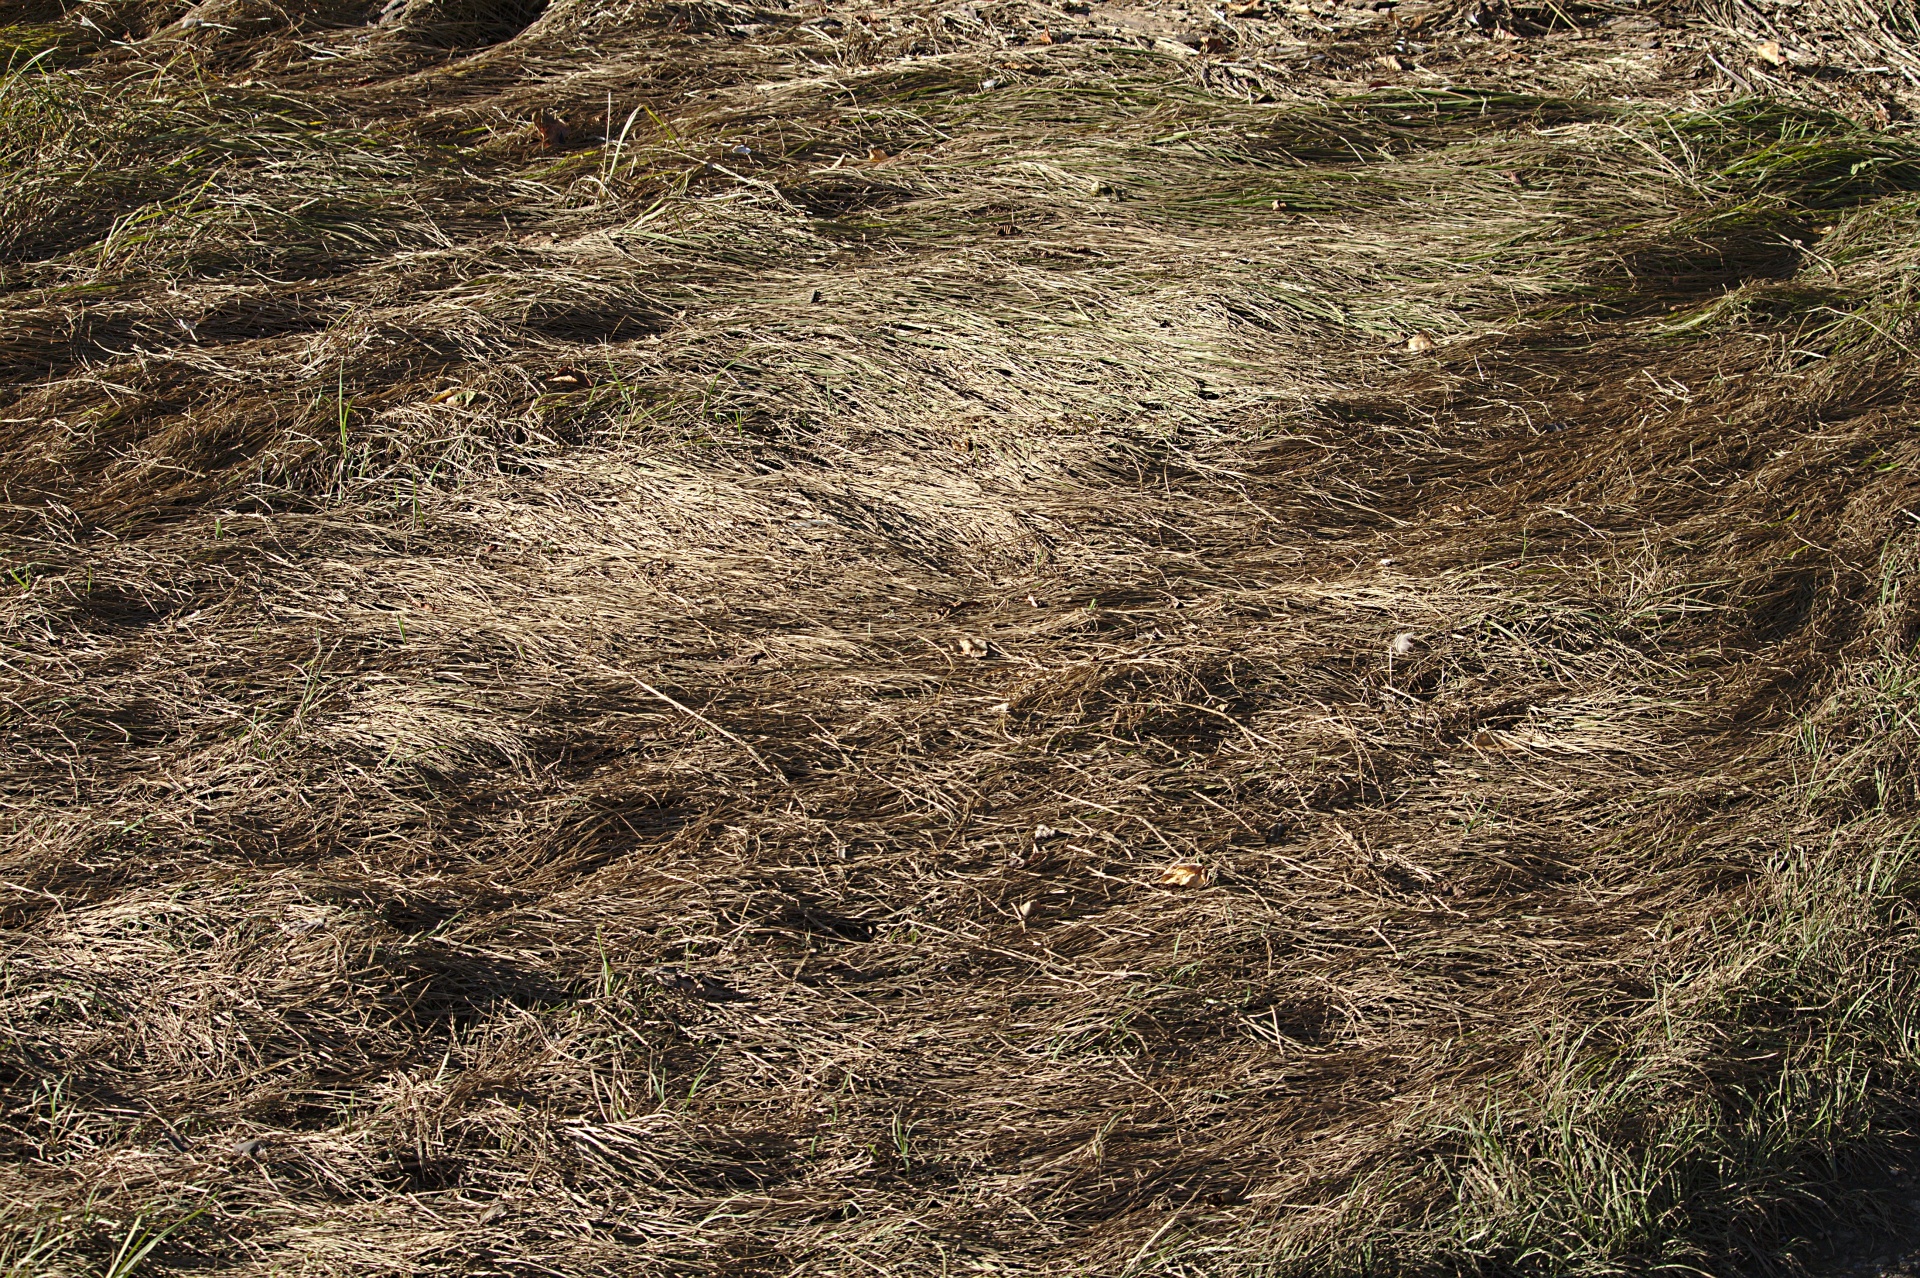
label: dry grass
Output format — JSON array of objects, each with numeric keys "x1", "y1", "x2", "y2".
[{"x1": 2, "y1": 0, "x2": 1919, "y2": 1271}]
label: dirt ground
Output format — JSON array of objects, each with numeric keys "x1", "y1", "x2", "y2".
[{"x1": 3, "y1": 0, "x2": 1919, "y2": 1271}]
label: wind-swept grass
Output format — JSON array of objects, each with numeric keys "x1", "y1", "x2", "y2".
[{"x1": 1, "y1": 0, "x2": 1918, "y2": 1273}]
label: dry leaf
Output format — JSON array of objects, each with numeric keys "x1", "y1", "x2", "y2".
[
  {"x1": 1226, "y1": 0, "x2": 1265, "y2": 15},
  {"x1": 1754, "y1": 38, "x2": 1784, "y2": 66},
  {"x1": 1158, "y1": 862, "x2": 1206, "y2": 887},
  {"x1": 1406, "y1": 332, "x2": 1437, "y2": 353}
]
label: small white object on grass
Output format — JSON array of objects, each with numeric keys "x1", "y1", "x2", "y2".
[
  {"x1": 1388, "y1": 631, "x2": 1422, "y2": 680},
  {"x1": 957, "y1": 636, "x2": 989, "y2": 657}
]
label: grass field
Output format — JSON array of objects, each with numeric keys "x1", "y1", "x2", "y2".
[{"x1": 3, "y1": 0, "x2": 1920, "y2": 1271}]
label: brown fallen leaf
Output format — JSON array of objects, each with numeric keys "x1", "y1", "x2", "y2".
[
  {"x1": 1158, "y1": 862, "x2": 1206, "y2": 887},
  {"x1": 1754, "y1": 38, "x2": 1784, "y2": 66},
  {"x1": 533, "y1": 112, "x2": 570, "y2": 149}
]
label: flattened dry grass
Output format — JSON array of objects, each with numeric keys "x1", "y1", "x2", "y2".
[{"x1": 2, "y1": 0, "x2": 1919, "y2": 1273}]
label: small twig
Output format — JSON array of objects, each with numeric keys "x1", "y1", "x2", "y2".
[
  {"x1": 635, "y1": 680, "x2": 787, "y2": 782},
  {"x1": 1706, "y1": 51, "x2": 1755, "y2": 93}
]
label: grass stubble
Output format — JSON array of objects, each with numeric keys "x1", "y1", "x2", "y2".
[{"x1": 1, "y1": 0, "x2": 1918, "y2": 1270}]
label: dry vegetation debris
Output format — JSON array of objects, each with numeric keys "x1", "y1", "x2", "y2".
[{"x1": 2, "y1": 0, "x2": 1919, "y2": 1271}]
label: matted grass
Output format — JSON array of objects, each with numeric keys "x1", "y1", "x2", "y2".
[{"x1": 2, "y1": 0, "x2": 1919, "y2": 1272}]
